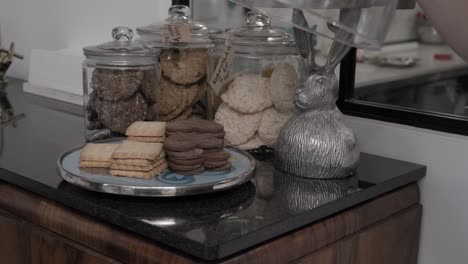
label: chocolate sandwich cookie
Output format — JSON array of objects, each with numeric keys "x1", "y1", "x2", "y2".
[
  {"x1": 204, "y1": 160, "x2": 229, "y2": 168},
  {"x1": 168, "y1": 161, "x2": 203, "y2": 171},
  {"x1": 164, "y1": 134, "x2": 197, "y2": 152},
  {"x1": 202, "y1": 147, "x2": 224, "y2": 154},
  {"x1": 206, "y1": 163, "x2": 232, "y2": 172},
  {"x1": 196, "y1": 136, "x2": 223, "y2": 150},
  {"x1": 92, "y1": 69, "x2": 143, "y2": 101},
  {"x1": 166, "y1": 149, "x2": 203, "y2": 160},
  {"x1": 167, "y1": 156, "x2": 204, "y2": 166},
  {"x1": 95, "y1": 92, "x2": 147, "y2": 134},
  {"x1": 166, "y1": 120, "x2": 224, "y2": 134},
  {"x1": 203, "y1": 151, "x2": 230, "y2": 162},
  {"x1": 191, "y1": 120, "x2": 224, "y2": 134},
  {"x1": 174, "y1": 167, "x2": 205, "y2": 176}
]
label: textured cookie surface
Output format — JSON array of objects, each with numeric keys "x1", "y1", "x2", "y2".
[
  {"x1": 158, "y1": 77, "x2": 199, "y2": 121},
  {"x1": 127, "y1": 136, "x2": 165, "y2": 143},
  {"x1": 221, "y1": 74, "x2": 272, "y2": 114},
  {"x1": 160, "y1": 48, "x2": 208, "y2": 85},
  {"x1": 109, "y1": 162, "x2": 167, "y2": 179},
  {"x1": 269, "y1": 62, "x2": 298, "y2": 113},
  {"x1": 167, "y1": 156, "x2": 204, "y2": 165},
  {"x1": 166, "y1": 149, "x2": 203, "y2": 160},
  {"x1": 166, "y1": 120, "x2": 224, "y2": 133},
  {"x1": 112, "y1": 140, "x2": 163, "y2": 160},
  {"x1": 203, "y1": 151, "x2": 230, "y2": 162},
  {"x1": 80, "y1": 143, "x2": 120, "y2": 162},
  {"x1": 125, "y1": 121, "x2": 166, "y2": 137},
  {"x1": 258, "y1": 107, "x2": 293, "y2": 146},
  {"x1": 79, "y1": 161, "x2": 111, "y2": 168},
  {"x1": 91, "y1": 69, "x2": 143, "y2": 101},
  {"x1": 214, "y1": 103, "x2": 263, "y2": 145},
  {"x1": 96, "y1": 92, "x2": 147, "y2": 134}
]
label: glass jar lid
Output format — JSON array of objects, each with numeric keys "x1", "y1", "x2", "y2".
[
  {"x1": 83, "y1": 27, "x2": 159, "y2": 66},
  {"x1": 136, "y1": 5, "x2": 221, "y2": 48},
  {"x1": 211, "y1": 11, "x2": 296, "y2": 51}
]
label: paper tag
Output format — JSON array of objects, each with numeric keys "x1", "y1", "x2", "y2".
[
  {"x1": 209, "y1": 39, "x2": 235, "y2": 95},
  {"x1": 161, "y1": 23, "x2": 192, "y2": 43}
]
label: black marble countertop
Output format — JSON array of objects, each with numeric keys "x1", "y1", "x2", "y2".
[{"x1": 0, "y1": 79, "x2": 426, "y2": 261}]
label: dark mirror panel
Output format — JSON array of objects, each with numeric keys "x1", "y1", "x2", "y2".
[{"x1": 339, "y1": 8, "x2": 468, "y2": 135}]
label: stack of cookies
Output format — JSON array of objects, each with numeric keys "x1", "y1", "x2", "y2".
[
  {"x1": 163, "y1": 120, "x2": 231, "y2": 175},
  {"x1": 109, "y1": 141, "x2": 167, "y2": 179},
  {"x1": 125, "y1": 121, "x2": 166, "y2": 143},
  {"x1": 79, "y1": 143, "x2": 120, "y2": 168}
]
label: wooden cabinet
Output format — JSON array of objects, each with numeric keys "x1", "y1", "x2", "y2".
[{"x1": 0, "y1": 183, "x2": 422, "y2": 264}]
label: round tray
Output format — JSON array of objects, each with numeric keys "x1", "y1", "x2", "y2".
[{"x1": 57, "y1": 140, "x2": 256, "y2": 197}]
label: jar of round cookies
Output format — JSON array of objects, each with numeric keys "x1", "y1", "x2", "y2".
[
  {"x1": 208, "y1": 11, "x2": 303, "y2": 150},
  {"x1": 136, "y1": 4, "x2": 220, "y2": 121},
  {"x1": 83, "y1": 27, "x2": 160, "y2": 141}
]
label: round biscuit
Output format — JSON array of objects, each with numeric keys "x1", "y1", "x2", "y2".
[
  {"x1": 221, "y1": 74, "x2": 272, "y2": 114},
  {"x1": 258, "y1": 107, "x2": 293, "y2": 146},
  {"x1": 269, "y1": 62, "x2": 298, "y2": 113},
  {"x1": 161, "y1": 48, "x2": 208, "y2": 85},
  {"x1": 95, "y1": 92, "x2": 147, "y2": 134},
  {"x1": 214, "y1": 103, "x2": 263, "y2": 146}
]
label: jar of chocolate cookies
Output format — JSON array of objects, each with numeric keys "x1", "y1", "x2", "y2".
[
  {"x1": 136, "y1": 5, "x2": 220, "y2": 121},
  {"x1": 83, "y1": 27, "x2": 160, "y2": 141},
  {"x1": 208, "y1": 11, "x2": 303, "y2": 150}
]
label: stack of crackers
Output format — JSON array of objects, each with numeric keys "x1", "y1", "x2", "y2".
[
  {"x1": 125, "y1": 121, "x2": 166, "y2": 143},
  {"x1": 79, "y1": 121, "x2": 167, "y2": 180},
  {"x1": 164, "y1": 120, "x2": 231, "y2": 175},
  {"x1": 79, "y1": 143, "x2": 120, "y2": 168},
  {"x1": 110, "y1": 141, "x2": 167, "y2": 179}
]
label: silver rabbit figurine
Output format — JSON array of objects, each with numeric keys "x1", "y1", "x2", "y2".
[{"x1": 274, "y1": 9, "x2": 359, "y2": 179}]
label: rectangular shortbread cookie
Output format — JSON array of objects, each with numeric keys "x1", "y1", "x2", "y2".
[
  {"x1": 111, "y1": 152, "x2": 165, "y2": 166},
  {"x1": 80, "y1": 143, "x2": 120, "y2": 162},
  {"x1": 109, "y1": 162, "x2": 168, "y2": 179},
  {"x1": 128, "y1": 136, "x2": 164, "y2": 143},
  {"x1": 110, "y1": 159, "x2": 165, "y2": 172},
  {"x1": 79, "y1": 161, "x2": 111, "y2": 168},
  {"x1": 125, "y1": 121, "x2": 166, "y2": 137},
  {"x1": 112, "y1": 141, "x2": 163, "y2": 160}
]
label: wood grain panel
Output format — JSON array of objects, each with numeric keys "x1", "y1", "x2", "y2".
[
  {"x1": 222, "y1": 184, "x2": 420, "y2": 264},
  {"x1": 295, "y1": 205, "x2": 422, "y2": 264},
  {"x1": 0, "y1": 184, "x2": 197, "y2": 264},
  {"x1": 0, "y1": 183, "x2": 420, "y2": 264},
  {"x1": 0, "y1": 210, "x2": 118, "y2": 264}
]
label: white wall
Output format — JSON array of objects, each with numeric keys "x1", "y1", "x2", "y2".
[
  {"x1": 0, "y1": 0, "x2": 171, "y2": 80},
  {"x1": 347, "y1": 116, "x2": 468, "y2": 264}
]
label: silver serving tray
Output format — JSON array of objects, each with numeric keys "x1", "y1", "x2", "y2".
[{"x1": 57, "y1": 140, "x2": 256, "y2": 197}]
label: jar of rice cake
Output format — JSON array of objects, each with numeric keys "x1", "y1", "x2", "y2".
[{"x1": 208, "y1": 11, "x2": 303, "y2": 150}]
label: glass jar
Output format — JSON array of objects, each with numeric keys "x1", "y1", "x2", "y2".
[
  {"x1": 136, "y1": 5, "x2": 220, "y2": 121},
  {"x1": 208, "y1": 12, "x2": 303, "y2": 150},
  {"x1": 83, "y1": 27, "x2": 160, "y2": 141}
]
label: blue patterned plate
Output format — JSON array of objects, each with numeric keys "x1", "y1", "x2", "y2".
[{"x1": 57, "y1": 139, "x2": 255, "y2": 197}]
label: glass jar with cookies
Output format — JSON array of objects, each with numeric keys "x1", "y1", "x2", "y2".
[
  {"x1": 208, "y1": 11, "x2": 303, "y2": 150},
  {"x1": 136, "y1": 4, "x2": 221, "y2": 122},
  {"x1": 83, "y1": 27, "x2": 160, "y2": 142}
]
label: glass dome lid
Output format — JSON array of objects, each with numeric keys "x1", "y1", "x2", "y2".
[
  {"x1": 83, "y1": 27, "x2": 158, "y2": 66},
  {"x1": 230, "y1": 0, "x2": 399, "y2": 49},
  {"x1": 211, "y1": 11, "x2": 296, "y2": 49},
  {"x1": 136, "y1": 5, "x2": 221, "y2": 48}
]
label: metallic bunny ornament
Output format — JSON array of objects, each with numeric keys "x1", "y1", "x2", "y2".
[{"x1": 274, "y1": 9, "x2": 360, "y2": 179}]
